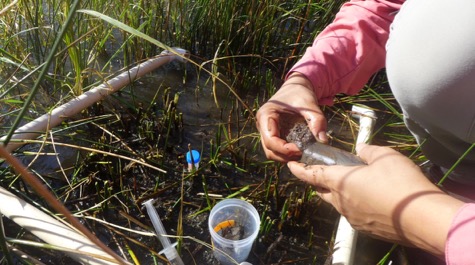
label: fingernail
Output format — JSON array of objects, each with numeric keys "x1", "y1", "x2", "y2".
[{"x1": 317, "y1": 131, "x2": 328, "y2": 143}]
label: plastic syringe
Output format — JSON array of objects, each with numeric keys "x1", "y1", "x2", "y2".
[{"x1": 143, "y1": 199, "x2": 184, "y2": 265}]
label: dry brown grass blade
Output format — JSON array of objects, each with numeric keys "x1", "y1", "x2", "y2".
[
  {"x1": 0, "y1": 0, "x2": 18, "y2": 16},
  {"x1": 0, "y1": 145, "x2": 130, "y2": 264}
]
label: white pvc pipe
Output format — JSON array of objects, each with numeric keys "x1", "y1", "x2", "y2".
[
  {"x1": 332, "y1": 216, "x2": 358, "y2": 265},
  {"x1": 2, "y1": 47, "x2": 189, "y2": 152},
  {"x1": 332, "y1": 105, "x2": 376, "y2": 265},
  {"x1": 351, "y1": 106, "x2": 376, "y2": 145},
  {"x1": 0, "y1": 48, "x2": 188, "y2": 263},
  {"x1": 0, "y1": 186, "x2": 116, "y2": 264}
]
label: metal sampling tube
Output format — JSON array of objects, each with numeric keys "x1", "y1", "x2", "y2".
[
  {"x1": 300, "y1": 141, "x2": 365, "y2": 166},
  {"x1": 286, "y1": 122, "x2": 365, "y2": 166}
]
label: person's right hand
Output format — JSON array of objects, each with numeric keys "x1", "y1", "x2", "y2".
[
  {"x1": 256, "y1": 73, "x2": 328, "y2": 162},
  {"x1": 287, "y1": 143, "x2": 464, "y2": 257}
]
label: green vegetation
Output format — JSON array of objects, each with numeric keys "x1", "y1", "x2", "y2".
[{"x1": 0, "y1": 0, "x2": 420, "y2": 264}]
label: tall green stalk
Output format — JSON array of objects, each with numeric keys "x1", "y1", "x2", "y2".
[
  {"x1": 438, "y1": 143, "x2": 475, "y2": 186},
  {"x1": 62, "y1": 1, "x2": 84, "y2": 96},
  {"x1": 2, "y1": 0, "x2": 81, "y2": 146}
]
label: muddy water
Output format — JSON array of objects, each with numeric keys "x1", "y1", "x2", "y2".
[
  {"x1": 0, "y1": 62, "x2": 403, "y2": 265},
  {"x1": 132, "y1": 65, "x2": 237, "y2": 152}
]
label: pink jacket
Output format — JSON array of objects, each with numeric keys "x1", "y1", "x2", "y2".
[
  {"x1": 289, "y1": 0, "x2": 403, "y2": 105},
  {"x1": 287, "y1": 1, "x2": 475, "y2": 264}
]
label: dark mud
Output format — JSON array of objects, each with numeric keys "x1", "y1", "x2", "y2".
[{"x1": 286, "y1": 121, "x2": 365, "y2": 166}]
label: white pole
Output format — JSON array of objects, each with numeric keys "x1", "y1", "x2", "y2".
[
  {"x1": 0, "y1": 186, "x2": 117, "y2": 264},
  {"x1": 2, "y1": 48, "x2": 189, "y2": 152},
  {"x1": 332, "y1": 105, "x2": 376, "y2": 265}
]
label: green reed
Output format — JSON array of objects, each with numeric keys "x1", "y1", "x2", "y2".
[
  {"x1": 0, "y1": 0, "x2": 419, "y2": 263},
  {"x1": 0, "y1": 0, "x2": 348, "y2": 150}
]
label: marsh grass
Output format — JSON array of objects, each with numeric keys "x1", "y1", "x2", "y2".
[{"x1": 0, "y1": 0, "x2": 423, "y2": 264}]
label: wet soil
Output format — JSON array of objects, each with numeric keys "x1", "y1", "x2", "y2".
[
  {"x1": 0, "y1": 66, "x2": 426, "y2": 265},
  {"x1": 0, "y1": 67, "x2": 340, "y2": 265},
  {"x1": 285, "y1": 120, "x2": 317, "y2": 151}
]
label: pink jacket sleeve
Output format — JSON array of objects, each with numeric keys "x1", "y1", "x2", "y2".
[
  {"x1": 288, "y1": 0, "x2": 404, "y2": 105},
  {"x1": 446, "y1": 203, "x2": 475, "y2": 265}
]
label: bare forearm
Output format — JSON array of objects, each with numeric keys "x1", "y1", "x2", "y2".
[{"x1": 399, "y1": 191, "x2": 463, "y2": 258}]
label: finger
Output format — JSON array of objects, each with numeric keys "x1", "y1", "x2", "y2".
[
  {"x1": 263, "y1": 144, "x2": 301, "y2": 162},
  {"x1": 355, "y1": 143, "x2": 394, "y2": 164},
  {"x1": 287, "y1": 161, "x2": 330, "y2": 190},
  {"x1": 302, "y1": 109, "x2": 328, "y2": 143},
  {"x1": 287, "y1": 162, "x2": 338, "y2": 205},
  {"x1": 288, "y1": 162, "x2": 334, "y2": 204},
  {"x1": 261, "y1": 116, "x2": 301, "y2": 157}
]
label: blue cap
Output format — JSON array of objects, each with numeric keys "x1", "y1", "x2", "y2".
[{"x1": 186, "y1": 150, "x2": 201, "y2": 164}]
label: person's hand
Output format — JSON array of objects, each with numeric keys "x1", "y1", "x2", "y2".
[
  {"x1": 287, "y1": 143, "x2": 464, "y2": 257},
  {"x1": 256, "y1": 73, "x2": 328, "y2": 162}
]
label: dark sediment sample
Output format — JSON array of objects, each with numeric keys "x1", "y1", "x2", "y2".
[{"x1": 286, "y1": 122, "x2": 365, "y2": 166}]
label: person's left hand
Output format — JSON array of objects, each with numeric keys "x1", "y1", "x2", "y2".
[{"x1": 287, "y1": 143, "x2": 464, "y2": 257}]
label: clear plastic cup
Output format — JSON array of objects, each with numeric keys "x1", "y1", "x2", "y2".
[
  {"x1": 208, "y1": 199, "x2": 260, "y2": 265},
  {"x1": 186, "y1": 150, "x2": 200, "y2": 171}
]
